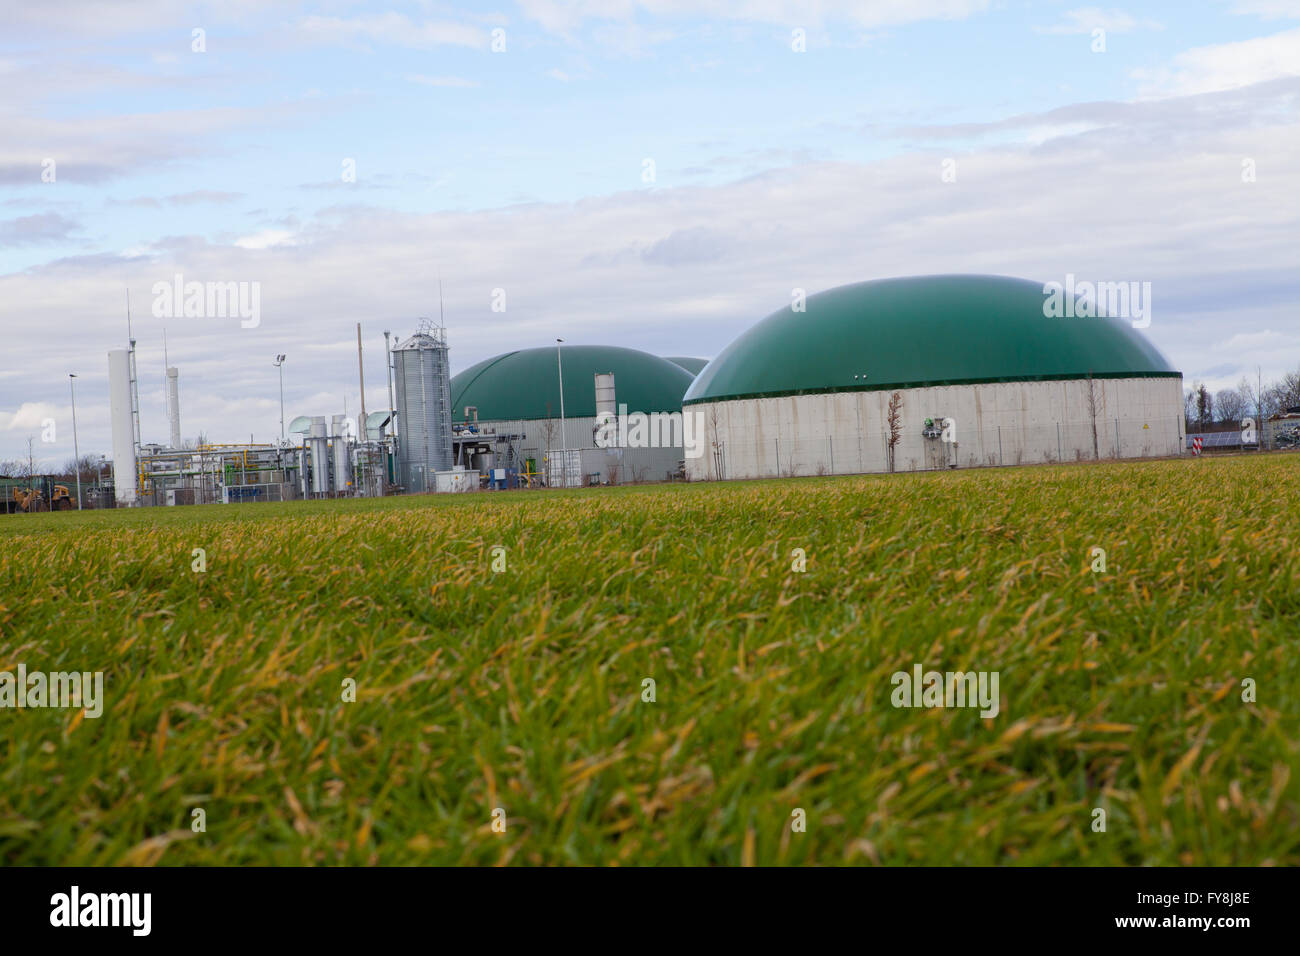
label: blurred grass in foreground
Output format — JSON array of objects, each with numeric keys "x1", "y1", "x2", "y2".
[{"x1": 0, "y1": 454, "x2": 1297, "y2": 865}]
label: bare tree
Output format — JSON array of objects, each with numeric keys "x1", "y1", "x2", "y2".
[
  {"x1": 539, "y1": 402, "x2": 559, "y2": 486},
  {"x1": 708, "y1": 405, "x2": 724, "y2": 481},
  {"x1": 1238, "y1": 372, "x2": 1265, "y2": 443},
  {"x1": 1266, "y1": 368, "x2": 1300, "y2": 414},
  {"x1": 1215, "y1": 387, "x2": 1247, "y2": 424},
  {"x1": 886, "y1": 391, "x2": 903, "y2": 473},
  {"x1": 1237, "y1": 371, "x2": 1258, "y2": 421},
  {"x1": 1086, "y1": 373, "x2": 1100, "y2": 460}
]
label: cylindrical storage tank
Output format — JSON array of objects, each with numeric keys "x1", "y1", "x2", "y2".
[
  {"x1": 166, "y1": 367, "x2": 181, "y2": 449},
  {"x1": 107, "y1": 349, "x2": 137, "y2": 506},
  {"x1": 683, "y1": 275, "x2": 1185, "y2": 480},
  {"x1": 393, "y1": 326, "x2": 453, "y2": 491},
  {"x1": 331, "y1": 414, "x2": 351, "y2": 493},
  {"x1": 309, "y1": 416, "x2": 328, "y2": 495},
  {"x1": 594, "y1": 372, "x2": 616, "y2": 418}
]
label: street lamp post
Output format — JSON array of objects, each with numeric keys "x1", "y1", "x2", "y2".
[
  {"x1": 274, "y1": 355, "x2": 286, "y2": 441},
  {"x1": 556, "y1": 338, "x2": 566, "y2": 487},
  {"x1": 69, "y1": 373, "x2": 82, "y2": 510},
  {"x1": 383, "y1": 331, "x2": 395, "y2": 438}
]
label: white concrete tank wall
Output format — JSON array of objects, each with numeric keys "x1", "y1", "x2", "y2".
[
  {"x1": 685, "y1": 376, "x2": 1185, "y2": 481},
  {"x1": 107, "y1": 349, "x2": 138, "y2": 505}
]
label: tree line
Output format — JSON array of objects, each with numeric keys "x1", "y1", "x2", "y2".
[{"x1": 1185, "y1": 366, "x2": 1300, "y2": 430}]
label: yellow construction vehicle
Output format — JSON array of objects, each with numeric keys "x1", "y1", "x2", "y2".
[{"x1": 7, "y1": 477, "x2": 74, "y2": 512}]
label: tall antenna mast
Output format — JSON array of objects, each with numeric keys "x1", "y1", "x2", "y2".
[{"x1": 438, "y1": 279, "x2": 444, "y2": 328}]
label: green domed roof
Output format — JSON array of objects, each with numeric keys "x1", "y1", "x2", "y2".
[
  {"x1": 684, "y1": 275, "x2": 1179, "y2": 405},
  {"x1": 452, "y1": 346, "x2": 695, "y2": 421},
  {"x1": 665, "y1": 356, "x2": 709, "y2": 376}
]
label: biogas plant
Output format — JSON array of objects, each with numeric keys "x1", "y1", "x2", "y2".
[
  {"x1": 98, "y1": 274, "x2": 1186, "y2": 507},
  {"x1": 103, "y1": 319, "x2": 702, "y2": 507}
]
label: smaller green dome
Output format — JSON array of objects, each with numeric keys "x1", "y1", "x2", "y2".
[
  {"x1": 452, "y1": 346, "x2": 694, "y2": 421},
  {"x1": 665, "y1": 356, "x2": 709, "y2": 376}
]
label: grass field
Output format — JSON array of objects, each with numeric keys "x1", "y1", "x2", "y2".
[{"x1": 1, "y1": 454, "x2": 1297, "y2": 866}]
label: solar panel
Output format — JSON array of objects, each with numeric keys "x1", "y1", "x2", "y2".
[{"x1": 1187, "y1": 432, "x2": 1249, "y2": 448}]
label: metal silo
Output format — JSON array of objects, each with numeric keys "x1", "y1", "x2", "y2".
[
  {"x1": 392, "y1": 322, "x2": 453, "y2": 491},
  {"x1": 308, "y1": 416, "x2": 328, "y2": 495},
  {"x1": 331, "y1": 414, "x2": 351, "y2": 493}
]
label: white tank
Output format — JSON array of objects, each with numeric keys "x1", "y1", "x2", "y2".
[
  {"x1": 166, "y1": 367, "x2": 181, "y2": 448},
  {"x1": 595, "y1": 372, "x2": 616, "y2": 419},
  {"x1": 107, "y1": 349, "x2": 137, "y2": 506},
  {"x1": 331, "y1": 414, "x2": 351, "y2": 493},
  {"x1": 309, "y1": 417, "x2": 328, "y2": 495}
]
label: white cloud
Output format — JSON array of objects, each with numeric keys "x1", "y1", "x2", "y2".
[
  {"x1": 1035, "y1": 7, "x2": 1160, "y2": 35},
  {"x1": 1230, "y1": 1, "x2": 1300, "y2": 19},
  {"x1": 233, "y1": 230, "x2": 296, "y2": 250},
  {"x1": 2, "y1": 402, "x2": 60, "y2": 432},
  {"x1": 1136, "y1": 27, "x2": 1300, "y2": 96},
  {"x1": 406, "y1": 74, "x2": 480, "y2": 88},
  {"x1": 516, "y1": 0, "x2": 991, "y2": 35},
  {"x1": 295, "y1": 13, "x2": 486, "y2": 51}
]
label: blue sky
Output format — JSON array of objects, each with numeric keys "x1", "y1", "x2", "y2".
[{"x1": 2, "y1": 1, "x2": 1299, "y2": 465}]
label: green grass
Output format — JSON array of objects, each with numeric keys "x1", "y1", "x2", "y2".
[{"x1": 1, "y1": 454, "x2": 1297, "y2": 865}]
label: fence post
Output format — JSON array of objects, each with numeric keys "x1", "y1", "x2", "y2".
[
  {"x1": 997, "y1": 425, "x2": 1003, "y2": 466},
  {"x1": 774, "y1": 438, "x2": 779, "y2": 477},
  {"x1": 828, "y1": 436, "x2": 834, "y2": 474},
  {"x1": 1114, "y1": 418, "x2": 1120, "y2": 458},
  {"x1": 1057, "y1": 422, "x2": 1062, "y2": 462}
]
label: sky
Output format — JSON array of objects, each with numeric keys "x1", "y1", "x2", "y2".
[{"x1": 1, "y1": 0, "x2": 1298, "y2": 467}]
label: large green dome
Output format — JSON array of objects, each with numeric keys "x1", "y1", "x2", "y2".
[
  {"x1": 683, "y1": 275, "x2": 1178, "y2": 405},
  {"x1": 452, "y1": 346, "x2": 694, "y2": 421}
]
